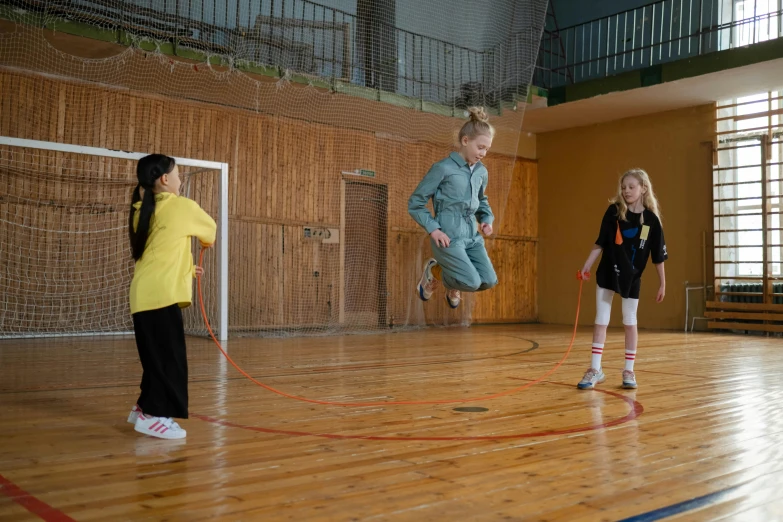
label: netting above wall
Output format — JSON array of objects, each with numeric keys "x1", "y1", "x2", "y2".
[
  {"x1": 0, "y1": 0, "x2": 546, "y2": 120},
  {"x1": 0, "y1": 0, "x2": 546, "y2": 338}
]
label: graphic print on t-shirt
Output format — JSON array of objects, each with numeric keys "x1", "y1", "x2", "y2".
[{"x1": 594, "y1": 204, "x2": 668, "y2": 299}]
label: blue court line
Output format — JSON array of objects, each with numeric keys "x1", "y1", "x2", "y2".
[{"x1": 617, "y1": 484, "x2": 742, "y2": 522}]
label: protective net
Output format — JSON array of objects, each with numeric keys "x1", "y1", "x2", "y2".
[
  {"x1": 0, "y1": 143, "x2": 224, "y2": 338},
  {"x1": 0, "y1": 0, "x2": 546, "y2": 338}
]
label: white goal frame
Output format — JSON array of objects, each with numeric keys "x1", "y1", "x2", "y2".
[{"x1": 0, "y1": 136, "x2": 229, "y2": 341}]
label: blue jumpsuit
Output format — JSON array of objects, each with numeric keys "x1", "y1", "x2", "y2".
[{"x1": 407, "y1": 152, "x2": 498, "y2": 292}]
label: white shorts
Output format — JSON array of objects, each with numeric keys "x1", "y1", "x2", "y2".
[{"x1": 595, "y1": 286, "x2": 639, "y2": 326}]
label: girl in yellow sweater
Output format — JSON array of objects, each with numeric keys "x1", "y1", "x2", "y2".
[{"x1": 126, "y1": 154, "x2": 216, "y2": 440}]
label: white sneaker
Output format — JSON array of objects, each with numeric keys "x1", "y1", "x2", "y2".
[
  {"x1": 577, "y1": 368, "x2": 606, "y2": 389},
  {"x1": 127, "y1": 404, "x2": 142, "y2": 425},
  {"x1": 134, "y1": 413, "x2": 187, "y2": 440},
  {"x1": 446, "y1": 289, "x2": 461, "y2": 309},
  {"x1": 417, "y1": 258, "x2": 440, "y2": 301},
  {"x1": 622, "y1": 370, "x2": 638, "y2": 389}
]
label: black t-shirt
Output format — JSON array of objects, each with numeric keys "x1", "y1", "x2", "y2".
[{"x1": 595, "y1": 204, "x2": 668, "y2": 299}]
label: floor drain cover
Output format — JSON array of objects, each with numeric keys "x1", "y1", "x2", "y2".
[{"x1": 453, "y1": 407, "x2": 488, "y2": 412}]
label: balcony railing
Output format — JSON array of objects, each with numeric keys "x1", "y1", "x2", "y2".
[{"x1": 536, "y1": 0, "x2": 783, "y2": 89}]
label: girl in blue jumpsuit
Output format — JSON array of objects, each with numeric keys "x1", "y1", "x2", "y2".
[{"x1": 408, "y1": 107, "x2": 498, "y2": 309}]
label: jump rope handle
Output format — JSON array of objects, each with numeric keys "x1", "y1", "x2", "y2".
[{"x1": 577, "y1": 270, "x2": 590, "y2": 281}]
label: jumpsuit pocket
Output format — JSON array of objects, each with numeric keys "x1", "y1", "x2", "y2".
[
  {"x1": 441, "y1": 173, "x2": 469, "y2": 199},
  {"x1": 438, "y1": 213, "x2": 459, "y2": 238}
]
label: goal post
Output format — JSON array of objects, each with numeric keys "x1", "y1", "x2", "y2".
[{"x1": 0, "y1": 136, "x2": 229, "y2": 341}]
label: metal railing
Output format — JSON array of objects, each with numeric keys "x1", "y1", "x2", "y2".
[
  {"x1": 536, "y1": 0, "x2": 783, "y2": 89},
  {"x1": 4, "y1": 0, "x2": 540, "y2": 108}
]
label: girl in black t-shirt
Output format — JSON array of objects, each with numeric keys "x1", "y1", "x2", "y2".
[{"x1": 577, "y1": 169, "x2": 667, "y2": 390}]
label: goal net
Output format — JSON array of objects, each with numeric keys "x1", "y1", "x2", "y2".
[
  {"x1": 0, "y1": 0, "x2": 547, "y2": 338},
  {"x1": 0, "y1": 137, "x2": 229, "y2": 340}
]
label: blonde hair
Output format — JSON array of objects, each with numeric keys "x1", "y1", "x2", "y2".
[
  {"x1": 610, "y1": 168, "x2": 661, "y2": 224},
  {"x1": 458, "y1": 106, "x2": 495, "y2": 142}
]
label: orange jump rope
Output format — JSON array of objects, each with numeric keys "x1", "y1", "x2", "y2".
[{"x1": 197, "y1": 248, "x2": 588, "y2": 407}]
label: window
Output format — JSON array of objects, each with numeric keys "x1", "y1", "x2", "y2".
[
  {"x1": 715, "y1": 91, "x2": 783, "y2": 304},
  {"x1": 720, "y1": 0, "x2": 782, "y2": 50}
]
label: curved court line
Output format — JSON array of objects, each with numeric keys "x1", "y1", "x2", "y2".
[
  {"x1": 192, "y1": 380, "x2": 644, "y2": 441},
  {"x1": 279, "y1": 339, "x2": 539, "y2": 375},
  {"x1": 0, "y1": 473, "x2": 75, "y2": 522},
  {"x1": 197, "y1": 250, "x2": 585, "y2": 406},
  {"x1": 210, "y1": 339, "x2": 541, "y2": 380}
]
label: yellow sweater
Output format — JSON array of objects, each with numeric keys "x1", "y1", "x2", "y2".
[{"x1": 129, "y1": 192, "x2": 217, "y2": 314}]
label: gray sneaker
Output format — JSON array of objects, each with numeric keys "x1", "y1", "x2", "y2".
[
  {"x1": 577, "y1": 368, "x2": 606, "y2": 389},
  {"x1": 417, "y1": 258, "x2": 439, "y2": 301},
  {"x1": 622, "y1": 370, "x2": 638, "y2": 389}
]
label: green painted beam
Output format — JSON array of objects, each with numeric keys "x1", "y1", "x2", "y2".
[
  {"x1": 46, "y1": 17, "x2": 120, "y2": 43},
  {"x1": 548, "y1": 37, "x2": 783, "y2": 107},
  {"x1": 664, "y1": 37, "x2": 783, "y2": 82},
  {"x1": 527, "y1": 85, "x2": 548, "y2": 101}
]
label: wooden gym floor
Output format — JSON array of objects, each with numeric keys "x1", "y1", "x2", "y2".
[{"x1": 1, "y1": 324, "x2": 782, "y2": 521}]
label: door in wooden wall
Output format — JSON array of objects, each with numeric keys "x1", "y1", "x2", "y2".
[{"x1": 343, "y1": 180, "x2": 388, "y2": 328}]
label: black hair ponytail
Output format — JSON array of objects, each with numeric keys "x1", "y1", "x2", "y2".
[{"x1": 129, "y1": 154, "x2": 176, "y2": 261}]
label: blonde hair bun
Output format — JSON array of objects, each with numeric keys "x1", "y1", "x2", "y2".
[
  {"x1": 467, "y1": 106, "x2": 489, "y2": 124},
  {"x1": 459, "y1": 106, "x2": 494, "y2": 141}
]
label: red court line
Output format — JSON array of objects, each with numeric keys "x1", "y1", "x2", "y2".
[
  {"x1": 615, "y1": 367, "x2": 711, "y2": 380},
  {"x1": 193, "y1": 381, "x2": 644, "y2": 441},
  {"x1": 0, "y1": 473, "x2": 75, "y2": 522},
  {"x1": 545, "y1": 361, "x2": 711, "y2": 381}
]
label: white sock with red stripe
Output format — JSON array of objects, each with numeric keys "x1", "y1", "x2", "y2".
[
  {"x1": 625, "y1": 347, "x2": 637, "y2": 371},
  {"x1": 591, "y1": 344, "x2": 604, "y2": 370}
]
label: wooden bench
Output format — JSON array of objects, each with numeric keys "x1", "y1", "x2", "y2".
[{"x1": 706, "y1": 301, "x2": 783, "y2": 333}]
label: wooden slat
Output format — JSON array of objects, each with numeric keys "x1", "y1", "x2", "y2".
[
  {"x1": 706, "y1": 301, "x2": 783, "y2": 312},
  {"x1": 705, "y1": 311, "x2": 783, "y2": 321},
  {"x1": 707, "y1": 321, "x2": 783, "y2": 333}
]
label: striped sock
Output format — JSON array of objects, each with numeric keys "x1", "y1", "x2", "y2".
[
  {"x1": 591, "y1": 344, "x2": 604, "y2": 370},
  {"x1": 625, "y1": 348, "x2": 636, "y2": 371}
]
